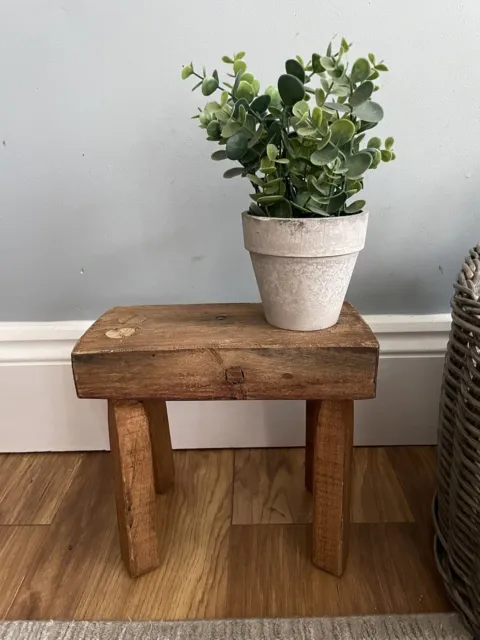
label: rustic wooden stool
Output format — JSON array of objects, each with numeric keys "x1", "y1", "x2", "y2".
[{"x1": 72, "y1": 303, "x2": 378, "y2": 578}]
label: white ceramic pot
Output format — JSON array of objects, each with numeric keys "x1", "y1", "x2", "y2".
[{"x1": 242, "y1": 210, "x2": 369, "y2": 331}]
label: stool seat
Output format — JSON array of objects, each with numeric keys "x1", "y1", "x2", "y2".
[
  {"x1": 72, "y1": 303, "x2": 378, "y2": 400},
  {"x1": 71, "y1": 302, "x2": 379, "y2": 579}
]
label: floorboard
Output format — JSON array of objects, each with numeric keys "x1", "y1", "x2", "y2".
[{"x1": 3, "y1": 446, "x2": 450, "y2": 620}]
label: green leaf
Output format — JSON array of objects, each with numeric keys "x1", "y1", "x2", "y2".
[
  {"x1": 233, "y1": 59, "x2": 247, "y2": 75},
  {"x1": 260, "y1": 156, "x2": 276, "y2": 174},
  {"x1": 236, "y1": 81, "x2": 255, "y2": 102},
  {"x1": 349, "y1": 81, "x2": 374, "y2": 108},
  {"x1": 369, "y1": 70, "x2": 380, "y2": 81},
  {"x1": 352, "y1": 101, "x2": 384, "y2": 123},
  {"x1": 235, "y1": 51, "x2": 246, "y2": 60},
  {"x1": 345, "y1": 199, "x2": 366, "y2": 214},
  {"x1": 285, "y1": 59, "x2": 305, "y2": 83},
  {"x1": 269, "y1": 200, "x2": 292, "y2": 218},
  {"x1": 181, "y1": 64, "x2": 193, "y2": 79},
  {"x1": 297, "y1": 126, "x2": 318, "y2": 137},
  {"x1": 306, "y1": 200, "x2": 329, "y2": 216},
  {"x1": 310, "y1": 145, "x2": 338, "y2": 166},
  {"x1": 326, "y1": 41, "x2": 332, "y2": 57},
  {"x1": 341, "y1": 38, "x2": 350, "y2": 52},
  {"x1": 358, "y1": 121, "x2": 378, "y2": 133},
  {"x1": 344, "y1": 152, "x2": 372, "y2": 178},
  {"x1": 226, "y1": 132, "x2": 249, "y2": 160},
  {"x1": 206, "y1": 121, "x2": 222, "y2": 139},
  {"x1": 202, "y1": 76, "x2": 219, "y2": 96},
  {"x1": 329, "y1": 119, "x2": 355, "y2": 146},
  {"x1": 311, "y1": 53, "x2": 324, "y2": 73},
  {"x1": 250, "y1": 94, "x2": 271, "y2": 114},
  {"x1": 267, "y1": 143, "x2": 279, "y2": 161},
  {"x1": 223, "y1": 167, "x2": 245, "y2": 178},
  {"x1": 221, "y1": 120, "x2": 242, "y2": 138},
  {"x1": 375, "y1": 63, "x2": 389, "y2": 72},
  {"x1": 368, "y1": 53, "x2": 376, "y2": 65},
  {"x1": 368, "y1": 137, "x2": 381, "y2": 148},
  {"x1": 222, "y1": 55, "x2": 234, "y2": 64},
  {"x1": 263, "y1": 177, "x2": 283, "y2": 190},
  {"x1": 314, "y1": 89, "x2": 326, "y2": 108},
  {"x1": 232, "y1": 98, "x2": 249, "y2": 118},
  {"x1": 320, "y1": 77, "x2": 331, "y2": 93},
  {"x1": 247, "y1": 173, "x2": 264, "y2": 187},
  {"x1": 291, "y1": 201, "x2": 311, "y2": 214},
  {"x1": 240, "y1": 72, "x2": 254, "y2": 84},
  {"x1": 296, "y1": 55, "x2": 305, "y2": 66},
  {"x1": 257, "y1": 195, "x2": 286, "y2": 205},
  {"x1": 247, "y1": 124, "x2": 265, "y2": 149},
  {"x1": 315, "y1": 129, "x2": 332, "y2": 151},
  {"x1": 275, "y1": 158, "x2": 289, "y2": 164},
  {"x1": 232, "y1": 71, "x2": 242, "y2": 95},
  {"x1": 327, "y1": 193, "x2": 347, "y2": 213},
  {"x1": 320, "y1": 56, "x2": 335, "y2": 70},
  {"x1": 351, "y1": 58, "x2": 371, "y2": 84},
  {"x1": 265, "y1": 85, "x2": 282, "y2": 108},
  {"x1": 385, "y1": 136, "x2": 395, "y2": 150},
  {"x1": 312, "y1": 106, "x2": 323, "y2": 128},
  {"x1": 249, "y1": 203, "x2": 265, "y2": 216},
  {"x1": 211, "y1": 150, "x2": 228, "y2": 161},
  {"x1": 381, "y1": 149, "x2": 393, "y2": 162},
  {"x1": 292, "y1": 100, "x2": 309, "y2": 118},
  {"x1": 391, "y1": 151, "x2": 396, "y2": 160},
  {"x1": 323, "y1": 101, "x2": 351, "y2": 113},
  {"x1": 277, "y1": 74, "x2": 305, "y2": 105}
]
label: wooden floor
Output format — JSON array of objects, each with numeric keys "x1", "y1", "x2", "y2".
[{"x1": 0, "y1": 447, "x2": 450, "y2": 620}]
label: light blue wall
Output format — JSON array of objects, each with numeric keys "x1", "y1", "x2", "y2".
[{"x1": 1, "y1": 0, "x2": 477, "y2": 320}]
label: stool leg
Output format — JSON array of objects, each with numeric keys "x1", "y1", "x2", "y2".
[
  {"x1": 305, "y1": 400, "x2": 321, "y2": 493},
  {"x1": 143, "y1": 400, "x2": 175, "y2": 493},
  {"x1": 108, "y1": 400, "x2": 160, "y2": 577},
  {"x1": 311, "y1": 399, "x2": 354, "y2": 577}
]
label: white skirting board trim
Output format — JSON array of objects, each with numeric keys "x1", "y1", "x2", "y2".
[{"x1": 0, "y1": 314, "x2": 451, "y2": 452}]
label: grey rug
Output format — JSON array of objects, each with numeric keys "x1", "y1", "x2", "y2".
[{"x1": 0, "y1": 615, "x2": 471, "y2": 640}]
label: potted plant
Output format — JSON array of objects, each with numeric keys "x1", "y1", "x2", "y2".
[{"x1": 182, "y1": 38, "x2": 395, "y2": 331}]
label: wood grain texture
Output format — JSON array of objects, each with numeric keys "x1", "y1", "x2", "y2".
[
  {"x1": 0, "y1": 453, "x2": 81, "y2": 525},
  {"x1": 74, "y1": 450, "x2": 233, "y2": 620},
  {"x1": 312, "y1": 399, "x2": 354, "y2": 576},
  {"x1": 233, "y1": 449, "x2": 312, "y2": 525},
  {"x1": 108, "y1": 400, "x2": 159, "y2": 577},
  {"x1": 226, "y1": 523, "x2": 451, "y2": 618},
  {"x1": 4, "y1": 448, "x2": 450, "y2": 620},
  {"x1": 386, "y1": 446, "x2": 437, "y2": 526},
  {"x1": 232, "y1": 447, "x2": 416, "y2": 526},
  {"x1": 6, "y1": 454, "x2": 116, "y2": 620},
  {"x1": 143, "y1": 400, "x2": 175, "y2": 494},
  {"x1": 0, "y1": 527, "x2": 47, "y2": 618},
  {"x1": 352, "y1": 448, "x2": 414, "y2": 523},
  {"x1": 305, "y1": 401, "x2": 320, "y2": 493},
  {"x1": 72, "y1": 303, "x2": 378, "y2": 400}
]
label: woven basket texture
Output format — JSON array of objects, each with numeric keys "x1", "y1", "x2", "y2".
[{"x1": 434, "y1": 244, "x2": 480, "y2": 636}]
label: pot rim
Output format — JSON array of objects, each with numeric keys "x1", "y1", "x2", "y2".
[
  {"x1": 241, "y1": 209, "x2": 368, "y2": 223},
  {"x1": 241, "y1": 209, "x2": 369, "y2": 258}
]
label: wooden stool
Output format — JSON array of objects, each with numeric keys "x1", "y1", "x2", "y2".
[{"x1": 72, "y1": 303, "x2": 378, "y2": 578}]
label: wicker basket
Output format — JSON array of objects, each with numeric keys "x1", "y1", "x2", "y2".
[{"x1": 434, "y1": 244, "x2": 480, "y2": 635}]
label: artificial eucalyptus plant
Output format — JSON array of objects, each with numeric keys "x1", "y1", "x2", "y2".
[{"x1": 182, "y1": 38, "x2": 395, "y2": 218}]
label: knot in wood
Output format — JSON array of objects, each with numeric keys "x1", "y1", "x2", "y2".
[{"x1": 225, "y1": 366, "x2": 245, "y2": 385}]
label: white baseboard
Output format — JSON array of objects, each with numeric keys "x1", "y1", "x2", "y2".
[{"x1": 0, "y1": 314, "x2": 451, "y2": 451}]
